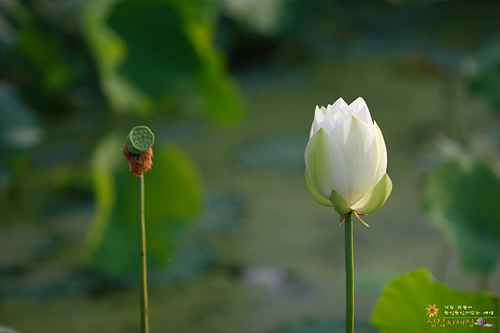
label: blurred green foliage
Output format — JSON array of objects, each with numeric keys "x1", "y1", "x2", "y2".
[
  {"x1": 423, "y1": 156, "x2": 500, "y2": 274},
  {"x1": 465, "y1": 43, "x2": 500, "y2": 113},
  {"x1": 86, "y1": 134, "x2": 203, "y2": 276},
  {"x1": 1, "y1": 0, "x2": 242, "y2": 277},
  {"x1": 15, "y1": 24, "x2": 70, "y2": 91},
  {"x1": 79, "y1": 0, "x2": 242, "y2": 276},
  {"x1": 82, "y1": 0, "x2": 242, "y2": 123},
  {"x1": 371, "y1": 269, "x2": 499, "y2": 332},
  {"x1": 1, "y1": 0, "x2": 500, "y2": 331}
]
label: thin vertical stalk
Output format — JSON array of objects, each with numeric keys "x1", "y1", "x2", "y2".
[
  {"x1": 137, "y1": 174, "x2": 149, "y2": 333},
  {"x1": 345, "y1": 212, "x2": 354, "y2": 333},
  {"x1": 433, "y1": 236, "x2": 451, "y2": 282}
]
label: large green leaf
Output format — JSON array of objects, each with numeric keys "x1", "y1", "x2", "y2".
[
  {"x1": 371, "y1": 269, "x2": 500, "y2": 333},
  {"x1": 81, "y1": 0, "x2": 150, "y2": 113},
  {"x1": 107, "y1": 0, "x2": 202, "y2": 99},
  {"x1": 423, "y1": 156, "x2": 500, "y2": 273},
  {"x1": 84, "y1": 133, "x2": 203, "y2": 276},
  {"x1": 81, "y1": 0, "x2": 242, "y2": 124}
]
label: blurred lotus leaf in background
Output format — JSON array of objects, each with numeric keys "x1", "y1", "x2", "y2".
[
  {"x1": 1, "y1": 0, "x2": 241, "y2": 278},
  {"x1": 82, "y1": 0, "x2": 242, "y2": 124},
  {"x1": 464, "y1": 43, "x2": 500, "y2": 113},
  {"x1": 85, "y1": 134, "x2": 203, "y2": 276},
  {"x1": 220, "y1": 0, "x2": 288, "y2": 36},
  {"x1": 423, "y1": 155, "x2": 500, "y2": 274}
]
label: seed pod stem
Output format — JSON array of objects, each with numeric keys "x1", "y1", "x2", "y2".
[
  {"x1": 123, "y1": 126, "x2": 154, "y2": 333},
  {"x1": 137, "y1": 174, "x2": 149, "y2": 333}
]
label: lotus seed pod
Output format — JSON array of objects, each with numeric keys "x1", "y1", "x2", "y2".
[
  {"x1": 125, "y1": 126, "x2": 155, "y2": 154},
  {"x1": 123, "y1": 126, "x2": 154, "y2": 176}
]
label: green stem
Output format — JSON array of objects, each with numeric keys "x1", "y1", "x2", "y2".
[
  {"x1": 345, "y1": 212, "x2": 354, "y2": 333},
  {"x1": 433, "y1": 236, "x2": 451, "y2": 282},
  {"x1": 137, "y1": 174, "x2": 149, "y2": 333}
]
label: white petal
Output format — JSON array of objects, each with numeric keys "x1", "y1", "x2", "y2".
[
  {"x1": 329, "y1": 113, "x2": 349, "y2": 148},
  {"x1": 305, "y1": 128, "x2": 348, "y2": 200},
  {"x1": 314, "y1": 105, "x2": 326, "y2": 122},
  {"x1": 311, "y1": 106, "x2": 333, "y2": 138},
  {"x1": 340, "y1": 116, "x2": 377, "y2": 205},
  {"x1": 330, "y1": 97, "x2": 347, "y2": 112},
  {"x1": 368, "y1": 121, "x2": 387, "y2": 190},
  {"x1": 349, "y1": 97, "x2": 367, "y2": 112},
  {"x1": 328, "y1": 99, "x2": 350, "y2": 128},
  {"x1": 323, "y1": 106, "x2": 336, "y2": 128},
  {"x1": 349, "y1": 97, "x2": 372, "y2": 125},
  {"x1": 355, "y1": 103, "x2": 373, "y2": 126},
  {"x1": 332, "y1": 108, "x2": 351, "y2": 129}
]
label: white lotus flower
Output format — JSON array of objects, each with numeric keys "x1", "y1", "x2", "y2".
[{"x1": 304, "y1": 97, "x2": 392, "y2": 220}]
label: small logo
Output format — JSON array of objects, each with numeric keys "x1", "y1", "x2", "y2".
[
  {"x1": 426, "y1": 304, "x2": 439, "y2": 318},
  {"x1": 475, "y1": 318, "x2": 495, "y2": 328}
]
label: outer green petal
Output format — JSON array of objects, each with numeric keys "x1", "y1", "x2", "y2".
[
  {"x1": 305, "y1": 170, "x2": 332, "y2": 207},
  {"x1": 350, "y1": 173, "x2": 392, "y2": 214},
  {"x1": 370, "y1": 121, "x2": 387, "y2": 190},
  {"x1": 305, "y1": 127, "x2": 347, "y2": 200},
  {"x1": 329, "y1": 188, "x2": 351, "y2": 214}
]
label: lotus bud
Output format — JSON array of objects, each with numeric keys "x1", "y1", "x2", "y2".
[{"x1": 304, "y1": 97, "x2": 392, "y2": 223}]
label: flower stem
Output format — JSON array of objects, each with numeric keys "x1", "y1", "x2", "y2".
[
  {"x1": 137, "y1": 174, "x2": 149, "y2": 333},
  {"x1": 345, "y1": 211, "x2": 354, "y2": 333}
]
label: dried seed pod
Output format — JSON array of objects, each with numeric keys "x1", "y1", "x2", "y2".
[{"x1": 123, "y1": 126, "x2": 154, "y2": 177}]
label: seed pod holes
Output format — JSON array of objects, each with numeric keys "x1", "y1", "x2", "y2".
[{"x1": 126, "y1": 126, "x2": 155, "y2": 154}]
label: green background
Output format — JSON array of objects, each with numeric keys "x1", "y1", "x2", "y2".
[{"x1": 1, "y1": 0, "x2": 499, "y2": 332}]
